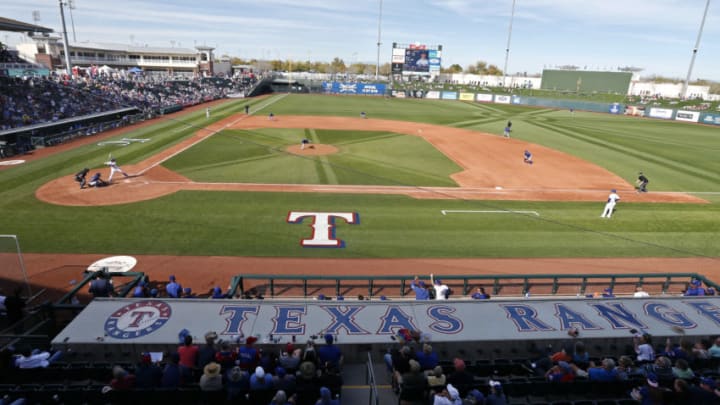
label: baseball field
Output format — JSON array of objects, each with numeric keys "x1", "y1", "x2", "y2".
[{"x1": 1, "y1": 94, "x2": 719, "y2": 297}]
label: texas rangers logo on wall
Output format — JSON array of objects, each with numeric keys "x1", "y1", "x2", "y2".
[{"x1": 104, "y1": 300, "x2": 172, "y2": 339}]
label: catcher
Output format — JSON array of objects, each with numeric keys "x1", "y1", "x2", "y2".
[{"x1": 88, "y1": 172, "x2": 109, "y2": 188}]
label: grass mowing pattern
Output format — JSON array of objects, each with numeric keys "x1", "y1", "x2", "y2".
[{"x1": 0, "y1": 94, "x2": 717, "y2": 258}]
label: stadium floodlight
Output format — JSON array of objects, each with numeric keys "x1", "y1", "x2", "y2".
[
  {"x1": 502, "y1": 0, "x2": 517, "y2": 88},
  {"x1": 57, "y1": 0, "x2": 72, "y2": 75},
  {"x1": 375, "y1": 0, "x2": 383, "y2": 79},
  {"x1": 681, "y1": 0, "x2": 711, "y2": 99}
]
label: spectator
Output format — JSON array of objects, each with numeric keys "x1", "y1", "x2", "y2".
[
  {"x1": 410, "y1": 276, "x2": 430, "y2": 300},
  {"x1": 197, "y1": 331, "x2": 218, "y2": 369},
  {"x1": 177, "y1": 334, "x2": 198, "y2": 382},
  {"x1": 225, "y1": 366, "x2": 249, "y2": 401},
  {"x1": 588, "y1": 358, "x2": 618, "y2": 381},
  {"x1": 278, "y1": 342, "x2": 301, "y2": 374},
  {"x1": 486, "y1": 380, "x2": 507, "y2": 405},
  {"x1": 273, "y1": 366, "x2": 296, "y2": 398},
  {"x1": 430, "y1": 273, "x2": 450, "y2": 300},
  {"x1": 426, "y1": 365, "x2": 447, "y2": 394},
  {"x1": 471, "y1": 287, "x2": 490, "y2": 299},
  {"x1": 199, "y1": 362, "x2": 223, "y2": 391},
  {"x1": 238, "y1": 336, "x2": 260, "y2": 371},
  {"x1": 446, "y1": 358, "x2": 474, "y2": 397},
  {"x1": 161, "y1": 352, "x2": 182, "y2": 388},
  {"x1": 132, "y1": 281, "x2": 148, "y2": 298},
  {"x1": 415, "y1": 343, "x2": 439, "y2": 371},
  {"x1": 615, "y1": 355, "x2": 644, "y2": 380},
  {"x1": 249, "y1": 365, "x2": 273, "y2": 391},
  {"x1": 295, "y1": 361, "x2": 319, "y2": 405},
  {"x1": 13, "y1": 346, "x2": 63, "y2": 369},
  {"x1": 215, "y1": 340, "x2": 237, "y2": 371},
  {"x1": 672, "y1": 358, "x2": 695, "y2": 380},
  {"x1": 634, "y1": 333, "x2": 655, "y2": 364},
  {"x1": 630, "y1": 373, "x2": 668, "y2": 403},
  {"x1": 182, "y1": 287, "x2": 195, "y2": 298},
  {"x1": 301, "y1": 339, "x2": 319, "y2": 366},
  {"x1": 318, "y1": 334, "x2": 343, "y2": 371},
  {"x1": 690, "y1": 377, "x2": 720, "y2": 403},
  {"x1": 398, "y1": 359, "x2": 427, "y2": 405},
  {"x1": 134, "y1": 353, "x2": 162, "y2": 388},
  {"x1": 633, "y1": 286, "x2": 650, "y2": 298},
  {"x1": 436, "y1": 384, "x2": 463, "y2": 405},
  {"x1": 270, "y1": 390, "x2": 292, "y2": 405},
  {"x1": 110, "y1": 365, "x2": 135, "y2": 390},
  {"x1": 708, "y1": 336, "x2": 720, "y2": 358},
  {"x1": 464, "y1": 389, "x2": 485, "y2": 405},
  {"x1": 315, "y1": 386, "x2": 340, "y2": 405},
  {"x1": 318, "y1": 364, "x2": 343, "y2": 399},
  {"x1": 545, "y1": 360, "x2": 575, "y2": 382}
]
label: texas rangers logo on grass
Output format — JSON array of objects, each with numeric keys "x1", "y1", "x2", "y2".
[
  {"x1": 104, "y1": 300, "x2": 172, "y2": 339},
  {"x1": 287, "y1": 211, "x2": 359, "y2": 248}
]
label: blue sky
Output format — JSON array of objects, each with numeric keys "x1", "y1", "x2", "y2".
[{"x1": 3, "y1": 0, "x2": 719, "y2": 80}]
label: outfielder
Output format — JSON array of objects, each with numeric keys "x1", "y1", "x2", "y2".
[
  {"x1": 104, "y1": 158, "x2": 129, "y2": 182},
  {"x1": 600, "y1": 189, "x2": 620, "y2": 218}
]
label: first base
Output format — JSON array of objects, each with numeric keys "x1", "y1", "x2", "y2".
[{"x1": 495, "y1": 186, "x2": 503, "y2": 190}]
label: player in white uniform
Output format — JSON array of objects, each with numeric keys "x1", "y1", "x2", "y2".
[
  {"x1": 104, "y1": 158, "x2": 129, "y2": 182},
  {"x1": 600, "y1": 189, "x2": 620, "y2": 218}
]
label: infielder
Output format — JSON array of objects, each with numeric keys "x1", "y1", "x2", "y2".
[
  {"x1": 600, "y1": 189, "x2": 620, "y2": 218},
  {"x1": 104, "y1": 158, "x2": 129, "y2": 182},
  {"x1": 636, "y1": 172, "x2": 649, "y2": 193},
  {"x1": 206, "y1": 107, "x2": 211, "y2": 119},
  {"x1": 503, "y1": 125, "x2": 511, "y2": 138},
  {"x1": 523, "y1": 150, "x2": 533, "y2": 165}
]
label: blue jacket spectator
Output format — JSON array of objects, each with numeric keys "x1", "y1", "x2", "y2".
[{"x1": 410, "y1": 276, "x2": 430, "y2": 300}]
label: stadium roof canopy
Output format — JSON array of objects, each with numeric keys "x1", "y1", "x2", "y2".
[{"x1": 0, "y1": 16, "x2": 53, "y2": 33}]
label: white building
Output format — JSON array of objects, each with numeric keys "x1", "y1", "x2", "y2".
[{"x1": 16, "y1": 35, "x2": 216, "y2": 76}]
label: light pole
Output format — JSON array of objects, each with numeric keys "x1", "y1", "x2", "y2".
[
  {"x1": 68, "y1": 0, "x2": 77, "y2": 42},
  {"x1": 502, "y1": 0, "x2": 517, "y2": 88},
  {"x1": 375, "y1": 0, "x2": 383, "y2": 79},
  {"x1": 58, "y1": 0, "x2": 72, "y2": 75},
  {"x1": 681, "y1": 0, "x2": 711, "y2": 99}
]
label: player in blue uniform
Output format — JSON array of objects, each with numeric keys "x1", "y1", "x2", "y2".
[{"x1": 523, "y1": 150, "x2": 533, "y2": 164}]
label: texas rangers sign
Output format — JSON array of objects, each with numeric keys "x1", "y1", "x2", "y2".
[
  {"x1": 56, "y1": 297, "x2": 720, "y2": 346},
  {"x1": 103, "y1": 300, "x2": 172, "y2": 339}
]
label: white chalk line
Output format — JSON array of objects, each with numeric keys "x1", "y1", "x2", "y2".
[
  {"x1": 137, "y1": 94, "x2": 288, "y2": 176},
  {"x1": 441, "y1": 209, "x2": 540, "y2": 216}
]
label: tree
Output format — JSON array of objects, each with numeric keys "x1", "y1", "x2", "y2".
[
  {"x1": 442, "y1": 64, "x2": 463, "y2": 74},
  {"x1": 486, "y1": 64, "x2": 503, "y2": 76},
  {"x1": 330, "y1": 57, "x2": 346, "y2": 74}
]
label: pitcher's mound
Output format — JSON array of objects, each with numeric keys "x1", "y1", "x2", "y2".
[{"x1": 286, "y1": 144, "x2": 338, "y2": 155}]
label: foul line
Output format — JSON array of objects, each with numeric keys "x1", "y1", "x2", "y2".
[
  {"x1": 137, "y1": 94, "x2": 288, "y2": 175},
  {"x1": 441, "y1": 209, "x2": 540, "y2": 216}
]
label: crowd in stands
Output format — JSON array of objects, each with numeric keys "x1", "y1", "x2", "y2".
[
  {"x1": 0, "y1": 43, "x2": 23, "y2": 64},
  {"x1": 0, "y1": 72, "x2": 253, "y2": 131},
  {"x1": 0, "y1": 329, "x2": 344, "y2": 404},
  {"x1": 382, "y1": 325, "x2": 720, "y2": 404}
]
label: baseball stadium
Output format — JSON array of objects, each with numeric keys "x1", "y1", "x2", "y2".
[{"x1": 2, "y1": 6, "x2": 720, "y2": 405}]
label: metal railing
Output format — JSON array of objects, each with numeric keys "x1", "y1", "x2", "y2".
[
  {"x1": 365, "y1": 352, "x2": 380, "y2": 405},
  {"x1": 228, "y1": 273, "x2": 719, "y2": 299}
]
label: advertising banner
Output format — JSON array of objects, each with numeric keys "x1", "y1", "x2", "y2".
[
  {"x1": 648, "y1": 108, "x2": 674, "y2": 120},
  {"x1": 425, "y1": 91, "x2": 440, "y2": 100},
  {"x1": 608, "y1": 103, "x2": 622, "y2": 115},
  {"x1": 321, "y1": 82, "x2": 386, "y2": 96},
  {"x1": 494, "y1": 95, "x2": 511, "y2": 104},
  {"x1": 475, "y1": 94, "x2": 493, "y2": 102},
  {"x1": 441, "y1": 91, "x2": 458, "y2": 100},
  {"x1": 700, "y1": 113, "x2": 720, "y2": 125},
  {"x1": 391, "y1": 63, "x2": 403, "y2": 74},
  {"x1": 511, "y1": 95, "x2": 522, "y2": 104},
  {"x1": 392, "y1": 54, "x2": 405, "y2": 63},
  {"x1": 392, "y1": 48, "x2": 406, "y2": 56},
  {"x1": 428, "y1": 50, "x2": 441, "y2": 72},
  {"x1": 675, "y1": 111, "x2": 700, "y2": 123},
  {"x1": 392, "y1": 90, "x2": 406, "y2": 98},
  {"x1": 625, "y1": 106, "x2": 645, "y2": 117},
  {"x1": 459, "y1": 93, "x2": 475, "y2": 101}
]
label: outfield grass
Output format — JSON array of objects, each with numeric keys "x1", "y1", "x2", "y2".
[{"x1": 0, "y1": 94, "x2": 717, "y2": 258}]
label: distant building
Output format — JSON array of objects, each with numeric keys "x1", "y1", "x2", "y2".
[{"x1": 15, "y1": 34, "x2": 218, "y2": 76}]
